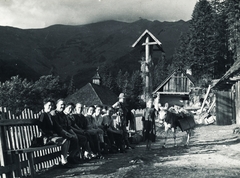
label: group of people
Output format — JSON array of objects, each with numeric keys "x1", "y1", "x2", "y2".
[{"x1": 37, "y1": 93, "x2": 135, "y2": 166}]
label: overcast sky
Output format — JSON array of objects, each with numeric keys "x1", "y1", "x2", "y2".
[{"x1": 0, "y1": 0, "x2": 197, "y2": 29}]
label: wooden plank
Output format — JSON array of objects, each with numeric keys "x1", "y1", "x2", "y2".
[
  {"x1": 7, "y1": 145, "x2": 60, "y2": 154},
  {"x1": 0, "y1": 164, "x2": 17, "y2": 175},
  {"x1": 236, "y1": 81, "x2": 240, "y2": 124},
  {"x1": 27, "y1": 152, "x2": 35, "y2": 178},
  {"x1": 33, "y1": 151, "x2": 61, "y2": 165},
  {"x1": 0, "y1": 123, "x2": 6, "y2": 173},
  {"x1": 158, "y1": 91, "x2": 189, "y2": 95},
  {"x1": 200, "y1": 85, "x2": 211, "y2": 113},
  {"x1": 142, "y1": 42, "x2": 158, "y2": 45},
  {"x1": 207, "y1": 97, "x2": 216, "y2": 113},
  {"x1": 216, "y1": 90, "x2": 233, "y2": 125},
  {"x1": 0, "y1": 119, "x2": 38, "y2": 126}
]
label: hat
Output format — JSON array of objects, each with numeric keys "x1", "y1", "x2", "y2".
[{"x1": 118, "y1": 93, "x2": 125, "y2": 99}]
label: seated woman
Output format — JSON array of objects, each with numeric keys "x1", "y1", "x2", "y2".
[
  {"x1": 86, "y1": 106, "x2": 105, "y2": 142},
  {"x1": 38, "y1": 98, "x2": 70, "y2": 165},
  {"x1": 72, "y1": 103, "x2": 99, "y2": 158},
  {"x1": 85, "y1": 106, "x2": 105, "y2": 158},
  {"x1": 92, "y1": 105, "x2": 110, "y2": 153},
  {"x1": 64, "y1": 102, "x2": 93, "y2": 160}
]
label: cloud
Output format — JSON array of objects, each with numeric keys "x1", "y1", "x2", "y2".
[{"x1": 0, "y1": 0, "x2": 196, "y2": 29}]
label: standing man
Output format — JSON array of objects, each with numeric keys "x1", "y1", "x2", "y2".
[{"x1": 112, "y1": 93, "x2": 134, "y2": 149}]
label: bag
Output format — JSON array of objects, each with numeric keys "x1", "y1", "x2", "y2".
[
  {"x1": 30, "y1": 136, "x2": 45, "y2": 147},
  {"x1": 130, "y1": 133, "x2": 143, "y2": 144},
  {"x1": 151, "y1": 132, "x2": 156, "y2": 142},
  {"x1": 30, "y1": 136, "x2": 56, "y2": 147}
]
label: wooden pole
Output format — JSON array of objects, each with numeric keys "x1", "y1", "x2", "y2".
[
  {"x1": 200, "y1": 85, "x2": 211, "y2": 113},
  {"x1": 145, "y1": 36, "x2": 150, "y2": 102}
]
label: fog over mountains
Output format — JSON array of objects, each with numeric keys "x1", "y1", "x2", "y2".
[{"x1": 0, "y1": 19, "x2": 189, "y2": 88}]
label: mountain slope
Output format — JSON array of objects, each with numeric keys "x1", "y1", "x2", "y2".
[{"x1": 0, "y1": 19, "x2": 189, "y2": 88}]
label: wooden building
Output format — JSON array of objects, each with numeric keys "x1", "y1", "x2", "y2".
[
  {"x1": 66, "y1": 71, "x2": 118, "y2": 107},
  {"x1": 212, "y1": 59, "x2": 240, "y2": 125},
  {"x1": 153, "y1": 69, "x2": 195, "y2": 107}
]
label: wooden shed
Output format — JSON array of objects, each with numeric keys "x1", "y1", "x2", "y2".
[
  {"x1": 153, "y1": 69, "x2": 195, "y2": 107},
  {"x1": 212, "y1": 59, "x2": 240, "y2": 125}
]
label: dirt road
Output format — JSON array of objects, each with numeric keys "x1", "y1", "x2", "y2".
[{"x1": 37, "y1": 124, "x2": 240, "y2": 178}]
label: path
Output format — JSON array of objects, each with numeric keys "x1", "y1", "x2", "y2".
[{"x1": 37, "y1": 124, "x2": 240, "y2": 178}]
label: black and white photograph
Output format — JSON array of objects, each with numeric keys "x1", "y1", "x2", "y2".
[{"x1": 0, "y1": 0, "x2": 240, "y2": 177}]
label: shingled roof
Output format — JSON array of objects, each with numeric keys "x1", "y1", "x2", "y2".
[
  {"x1": 212, "y1": 59, "x2": 240, "y2": 90},
  {"x1": 66, "y1": 83, "x2": 118, "y2": 106}
]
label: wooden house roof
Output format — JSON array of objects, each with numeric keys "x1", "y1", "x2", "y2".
[
  {"x1": 153, "y1": 70, "x2": 195, "y2": 94},
  {"x1": 212, "y1": 59, "x2": 240, "y2": 90},
  {"x1": 65, "y1": 83, "x2": 118, "y2": 106}
]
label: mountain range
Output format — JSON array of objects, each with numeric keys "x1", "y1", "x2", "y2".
[{"x1": 0, "y1": 19, "x2": 189, "y2": 88}]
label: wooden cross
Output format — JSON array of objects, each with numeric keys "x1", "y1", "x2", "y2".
[{"x1": 132, "y1": 30, "x2": 163, "y2": 102}]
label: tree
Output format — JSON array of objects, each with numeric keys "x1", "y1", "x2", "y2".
[
  {"x1": 189, "y1": 0, "x2": 217, "y2": 85},
  {"x1": 103, "y1": 72, "x2": 115, "y2": 91},
  {"x1": 153, "y1": 54, "x2": 171, "y2": 89},
  {"x1": 115, "y1": 69, "x2": 124, "y2": 93},
  {"x1": 0, "y1": 76, "x2": 32, "y2": 114},
  {"x1": 225, "y1": 0, "x2": 240, "y2": 62},
  {"x1": 30, "y1": 75, "x2": 67, "y2": 109},
  {"x1": 122, "y1": 71, "x2": 130, "y2": 94},
  {"x1": 126, "y1": 70, "x2": 144, "y2": 109},
  {"x1": 172, "y1": 33, "x2": 192, "y2": 70},
  {"x1": 67, "y1": 75, "x2": 76, "y2": 95}
]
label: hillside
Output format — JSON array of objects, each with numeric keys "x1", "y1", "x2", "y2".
[{"x1": 0, "y1": 19, "x2": 189, "y2": 88}]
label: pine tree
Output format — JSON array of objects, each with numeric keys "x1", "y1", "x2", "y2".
[
  {"x1": 172, "y1": 32, "x2": 192, "y2": 71},
  {"x1": 104, "y1": 72, "x2": 115, "y2": 90},
  {"x1": 122, "y1": 71, "x2": 130, "y2": 94},
  {"x1": 210, "y1": 0, "x2": 231, "y2": 78},
  {"x1": 153, "y1": 54, "x2": 170, "y2": 89},
  {"x1": 189, "y1": 0, "x2": 218, "y2": 85},
  {"x1": 225, "y1": 0, "x2": 240, "y2": 62},
  {"x1": 127, "y1": 70, "x2": 144, "y2": 109},
  {"x1": 116, "y1": 69, "x2": 124, "y2": 93},
  {"x1": 67, "y1": 76, "x2": 76, "y2": 95}
]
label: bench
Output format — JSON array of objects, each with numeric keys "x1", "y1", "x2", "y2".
[{"x1": 0, "y1": 109, "x2": 62, "y2": 178}]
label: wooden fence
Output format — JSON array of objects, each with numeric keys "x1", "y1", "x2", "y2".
[
  {"x1": 131, "y1": 109, "x2": 144, "y2": 131},
  {"x1": 0, "y1": 107, "x2": 62, "y2": 178}
]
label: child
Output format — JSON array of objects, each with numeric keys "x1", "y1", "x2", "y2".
[{"x1": 142, "y1": 99, "x2": 156, "y2": 150}]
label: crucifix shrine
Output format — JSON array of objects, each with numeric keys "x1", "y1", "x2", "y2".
[{"x1": 132, "y1": 29, "x2": 163, "y2": 103}]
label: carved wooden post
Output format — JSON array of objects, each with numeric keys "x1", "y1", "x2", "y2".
[{"x1": 132, "y1": 30, "x2": 163, "y2": 103}]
